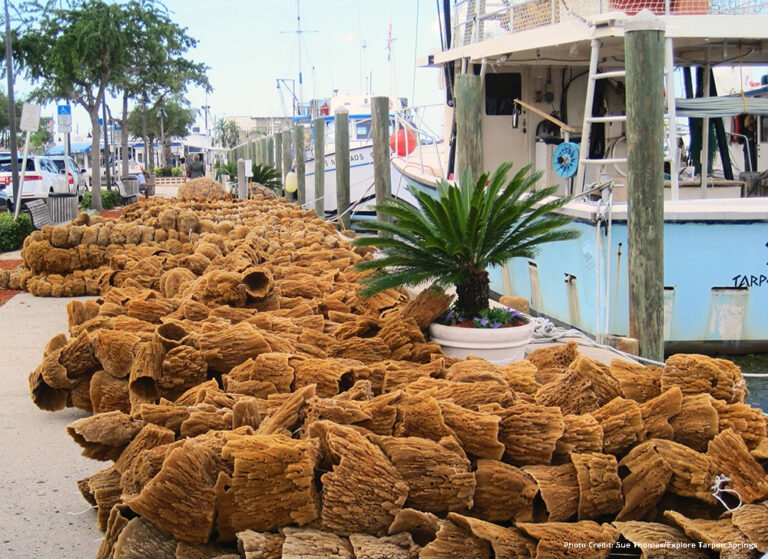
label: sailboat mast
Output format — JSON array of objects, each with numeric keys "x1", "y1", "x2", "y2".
[{"x1": 296, "y1": 0, "x2": 303, "y2": 113}]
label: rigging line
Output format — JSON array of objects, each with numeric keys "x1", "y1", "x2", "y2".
[{"x1": 411, "y1": 0, "x2": 420, "y2": 106}]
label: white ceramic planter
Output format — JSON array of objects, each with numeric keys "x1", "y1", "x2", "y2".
[{"x1": 428, "y1": 320, "x2": 534, "y2": 365}]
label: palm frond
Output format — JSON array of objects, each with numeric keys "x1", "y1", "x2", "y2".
[{"x1": 353, "y1": 161, "x2": 580, "y2": 302}]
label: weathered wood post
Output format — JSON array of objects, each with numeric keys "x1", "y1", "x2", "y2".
[
  {"x1": 335, "y1": 107, "x2": 351, "y2": 230},
  {"x1": 274, "y1": 132, "x2": 283, "y2": 196},
  {"x1": 454, "y1": 73, "x2": 483, "y2": 180},
  {"x1": 313, "y1": 117, "x2": 325, "y2": 217},
  {"x1": 295, "y1": 123, "x2": 306, "y2": 206},
  {"x1": 236, "y1": 158, "x2": 247, "y2": 200},
  {"x1": 372, "y1": 96, "x2": 392, "y2": 233},
  {"x1": 267, "y1": 136, "x2": 275, "y2": 167},
  {"x1": 625, "y1": 11, "x2": 665, "y2": 362},
  {"x1": 282, "y1": 129, "x2": 292, "y2": 200}
]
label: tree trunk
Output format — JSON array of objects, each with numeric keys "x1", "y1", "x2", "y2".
[
  {"x1": 121, "y1": 92, "x2": 130, "y2": 177},
  {"x1": 455, "y1": 268, "x2": 489, "y2": 318},
  {"x1": 89, "y1": 108, "x2": 103, "y2": 212},
  {"x1": 142, "y1": 105, "x2": 149, "y2": 169},
  {"x1": 163, "y1": 136, "x2": 172, "y2": 169},
  {"x1": 148, "y1": 134, "x2": 156, "y2": 170}
]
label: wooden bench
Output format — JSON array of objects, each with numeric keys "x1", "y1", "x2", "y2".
[{"x1": 25, "y1": 199, "x2": 53, "y2": 229}]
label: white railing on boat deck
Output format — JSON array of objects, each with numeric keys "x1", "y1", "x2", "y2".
[
  {"x1": 450, "y1": 0, "x2": 768, "y2": 47},
  {"x1": 392, "y1": 105, "x2": 448, "y2": 186}
]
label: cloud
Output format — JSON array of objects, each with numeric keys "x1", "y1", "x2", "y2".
[{"x1": 332, "y1": 32, "x2": 357, "y2": 43}]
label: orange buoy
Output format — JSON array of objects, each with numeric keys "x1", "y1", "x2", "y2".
[{"x1": 389, "y1": 128, "x2": 417, "y2": 156}]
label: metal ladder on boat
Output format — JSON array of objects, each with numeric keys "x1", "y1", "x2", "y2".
[{"x1": 576, "y1": 37, "x2": 679, "y2": 195}]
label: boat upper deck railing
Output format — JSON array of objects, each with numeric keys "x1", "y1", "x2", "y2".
[{"x1": 450, "y1": 0, "x2": 768, "y2": 47}]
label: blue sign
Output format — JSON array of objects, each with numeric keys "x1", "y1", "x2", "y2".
[
  {"x1": 98, "y1": 118, "x2": 103, "y2": 126},
  {"x1": 57, "y1": 105, "x2": 71, "y2": 115}
]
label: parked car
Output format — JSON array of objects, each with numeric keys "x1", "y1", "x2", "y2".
[
  {"x1": 0, "y1": 156, "x2": 69, "y2": 208},
  {"x1": 49, "y1": 155, "x2": 88, "y2": 196},
  {"x1": 114, "y1": 159, "x2": 144, "y2": 175}
]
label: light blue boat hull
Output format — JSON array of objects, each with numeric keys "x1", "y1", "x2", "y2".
[{"x1": 494, "y1": 217, "x2": 768, "y2": 351}]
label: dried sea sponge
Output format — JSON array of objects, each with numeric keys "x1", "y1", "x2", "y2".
[
  {"x1": 236, "y1": 530, "x2": 285, "y2": 559},
  {"x1": 215, "y1": 433, "x2": 320, "y2": 539},
  {"x1": 89, "y1": 370, "x2": 130, "y2": 413},
  {"x1": 388, "y1": 508, "x2": 440, "y2": 546},
  {"x1": 554, "y1": 414, "x2": 604, "y2": 459},
  {"x1": 664, "y1": 510, "x2": 755, "y2": 558},
  {"x1": 348, "y1": 532, "x2": 420, "y2": 559},
  {"x1": 280, "y1": 527, "x2": 353, "y2": 559},
  {"x1": 491, "y1": 401, "x2": 565, "y2": 465},
  {"x1": 199, "y1": 322, "x2": 271, "y2": 372},
  {"x1": 609, "y1": 359, "x2": 662, "y2": 403},
  {"x1": 66, "y1": 410, "x2": 143, "y2": 461},
  {"x1": 670, "y1": 394, "x2": 719, "y2": 451},
  {"x1": 374, "y1": 435, "x2": 475, "y2": 514},
  {"x1": 524, "y1": 463, "x2": 580, "y2": 521},
  {"x1": 712, "y1": 399, "x2": 767, "y2": 450},
  {"x1": 471, "y1": 459, "x2": 538, "y2": 523},
  {"x1": 526, "y1": 340, "x2": 579, "y2": 370},
  {"x1": 124, "y1": 439, "x2": 219, "y2": 544},
  {"x1": 393, "y1": 392, "x2": 454, "y2": 442},
  {"x1": 590, "y1": 397, "x2": 645, "y2": 455},
  {"x1": 92, "y1": 329, "x2": 140, "y2": 378},
  {"x1": 517, "y1": 521, "x2": 619, "y2": 559},
  {"x1": 571, "y1": 452, "x2": 623, "y2": 520},
  {"x1": 640, "y1": 386, "x2": 682, "y2": 441},
  {"x1": 307, "y1": 421, "x2": 408, "y2": 535},
  {"x1": 707, "y1": 428, "x2": 768, "y2": 504},
  {"x1": 662, "y1": 354, "x2": 746, "y2": 404},
  {"x1": 159, "y1": 345, "x2": 207, "y2": 400},
  {"x1": 611, "y1": 521, "x2": 707, "y2": 559},
  {"x1": 449, "y1": 513, "x2": 537, "y2": 559},
  {"x1": 419, "y1": 518, "x2": 490, "y2": 559},
  {"x1": 649, "y1": 439, "x2": 716, "y2": 503},
  {"x1": 617, "y1": 442, "x2": 674, "y2": 521},
  {"x1": 534, "y1": 370, "x2": 601, "y2": 414},
  {"x1": 731, "y1": 503, "x2": 768, "y2": 553},
  {"x1": 438, "y1": 400, "x2": 505, "y2": 460}
]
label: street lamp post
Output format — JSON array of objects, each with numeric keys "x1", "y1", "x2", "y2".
[
  {"x1": 202, "y1": 105, "x2": 210, "y2": 136},
  {"x1": 157, "y1": 108, "x2": 167, "y2": 167}
]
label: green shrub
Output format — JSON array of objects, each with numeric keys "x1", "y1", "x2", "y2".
[
  {"x1": 153, "y1": 166, "x2": 166, "y2": 176},
  {"x1": 171, "y1": 166, "x2": 183, "y2": 177},
  {"x1": 79, "y1": 188, "x2": 121, "y2": 210},
  {"x1": 0, "y1": 212, "x2": 34, "y2": 253}
]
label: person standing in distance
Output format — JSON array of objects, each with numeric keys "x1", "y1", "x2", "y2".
[{"x1": 187, "y1": 154, "x2": 205, "y2": 179}]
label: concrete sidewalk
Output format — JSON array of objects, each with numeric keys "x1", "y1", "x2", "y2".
[{"x1": 0, "y1": 293, "x2": 101, "y2": 558}]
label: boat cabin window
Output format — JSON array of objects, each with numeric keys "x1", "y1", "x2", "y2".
[
  {"x1": 485, "y1": 73, "x2": 522, "y2": 116},
  {"x1": 355, "y1": 121, "x2": 372, "y2": 140}
]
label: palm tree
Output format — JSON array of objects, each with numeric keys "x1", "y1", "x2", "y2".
[{"x1": 353, "y1": 162, "x2": 580, "y2": 319}]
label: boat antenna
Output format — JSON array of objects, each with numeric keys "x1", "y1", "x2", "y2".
[
  {"x1": 387, "y1": 0, "x2": 398, "y2": 102},
  {"x1": 280, "y1": 0, "x2": 317, "y2": 116}
]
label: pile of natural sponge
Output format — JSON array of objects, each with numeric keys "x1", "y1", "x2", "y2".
[{"x1": 23, "y1": 192, "x2": 768, "y2": 558}]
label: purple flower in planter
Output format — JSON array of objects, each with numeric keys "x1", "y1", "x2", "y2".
[
  {"x1": 491, "y1": 321, "x2": 501, "y2": 328},
  {"x1": 479, "y1": 317, "x2": 489, "y2": 327}
]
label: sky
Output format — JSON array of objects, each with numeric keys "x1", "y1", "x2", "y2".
[{"x1": 12, "y1": 0, "x2": 447, "y2": 142}]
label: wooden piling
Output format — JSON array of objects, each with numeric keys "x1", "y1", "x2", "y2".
[
  {"x1": 625, "y1": 13, "x2": 666, "y2": 362},
  {"x1": 313, "y1": 118, "x2": 325, "y2": 217},
  {"x1": 335, "y1": 107, "x2": 351, "y2": 230},
  {"x1": 372, "y1": 96, "x2": 392, "y2": 231},
  {"x1": 274, "y1": 132, "x2": 283, "y2": 195},
  {"x1": 295, "y1": 123, "x2": 306, "y2": 206},
  {"x1": 282, "y1": 129, "x2": 292, "y2": 197},
  {"x1": 236, "y1": 158, "x2": 247, "y2": 200},
  {"x1": 267, "y1": 136, "x2": 274, "y2": 167},
  {"x1": 454, "y1": 73, "x2": 483, "y2": 180}
]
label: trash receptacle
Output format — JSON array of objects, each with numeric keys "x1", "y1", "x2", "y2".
[
  {"x1": 119, "y1": 176, "x2": 139, "y2": 204},
  {"x1": 47, "y1": 192, "x2": 79, "y2": 222}
]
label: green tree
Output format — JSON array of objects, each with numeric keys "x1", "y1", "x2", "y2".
[
  {"x1": 127, "y1": 95, "x2": 196, "y2": 168},
  {"x1": 213, "y1": 118, "x2": 241, "y2": 149},
  {"x1": 0, "y1": 91, "x2": 22, "y2": 148},
  {"x1": 16, "y1": 0, "x2": 138, "y2": 210},
  {"x1": 28, "y1": 116, "x2": 52, "y2": 152},
  {"x1": 107, "y1": 1, "x2": 209, "y2": 176}
]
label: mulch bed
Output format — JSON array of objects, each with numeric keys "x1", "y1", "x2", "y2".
[
  {"x1": 0, "y1": 259, "x2": 23, "y2": 307},
  {"x1": 99, "y1": 209, "x2": 123, "y2": 219}
]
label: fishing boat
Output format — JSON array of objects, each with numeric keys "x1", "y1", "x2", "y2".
[
  {"x1": 394, "y1": 0, "x2": 768, "y2": 353},
  {"x1": 293, "y1": 94, "x2": 415, "y2": 221}
]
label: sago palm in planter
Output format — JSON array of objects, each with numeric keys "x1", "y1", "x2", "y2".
[{"x1": 353, "y1": 162, "x2": 579, "y2": 364}]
